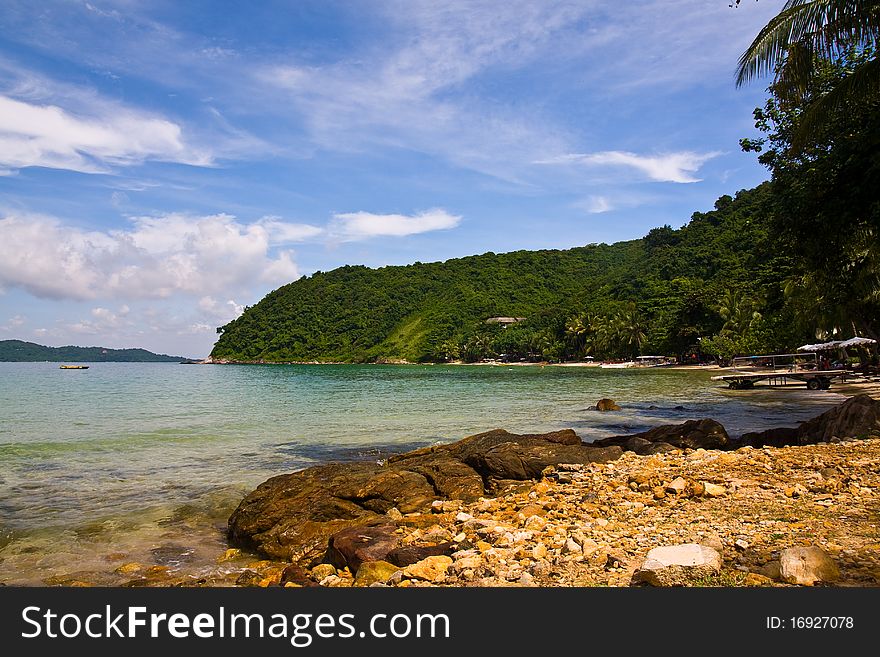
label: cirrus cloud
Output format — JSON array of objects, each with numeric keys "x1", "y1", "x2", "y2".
[{"x1": 536, "y1": 150, "x2": 721, "y2": 184}]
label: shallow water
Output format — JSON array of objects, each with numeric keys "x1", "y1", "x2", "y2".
[{"x1": 0, "y1": 362, "x2": 846, "y2": 584}]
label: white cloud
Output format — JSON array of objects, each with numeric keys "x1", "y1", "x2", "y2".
[
  {"x1": 75, "y1": 305, "x2": 131, "y2": 333},
  {"x1": 537, "y1": 150, "x2": 721, "y2": 184},
  {"x1": 0, "y1": 95, "x2": 211, "y2": 174},
  {"x1": 186, "y1": 322, "x2": 216, "y2": 334},
  {"x1": 0, "y1": 314, "x2": 25, "y2": 332},
  {"x1": 582, "y1": 196, "x2": 612, "y2": 214},
  {"x1": 0, "y1": 212, "x2": 304, "y2": 301},
  {"x1": 329, "y1": 209, "x2": 461, "y2": 241},
  {"x1": 257, "y1": 217, "x2": 323, "y2": 243},
  {"x1": 198, "y1": 296, "x2": 245, "y2": 323}
]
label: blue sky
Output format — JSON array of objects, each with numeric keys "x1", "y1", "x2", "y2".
[{"x1": 0, "y1": 0, "x2": 783, "y2": 357}]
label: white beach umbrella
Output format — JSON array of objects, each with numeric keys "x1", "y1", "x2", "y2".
[
  {"x1": 796, "y1": 341, "x2": 841, "y2": 352},
  {"x1": 838, "y1": 336, "x2": 877, "y2": 348}
]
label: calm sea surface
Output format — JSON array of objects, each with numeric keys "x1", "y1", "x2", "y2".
[{"x1": 0, "y1": 362, "x2": 846, "y2": 584}]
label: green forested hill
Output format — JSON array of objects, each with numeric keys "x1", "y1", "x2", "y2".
[
  {"x1": 0, "y1": 340, "x2": 187, "y2": 362},
  {"x1": 211, "y1": 184, "x2": 808, "y2": 363}
]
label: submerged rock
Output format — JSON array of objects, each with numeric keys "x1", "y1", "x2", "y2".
[{"x1": 596, "y1": 398, "x2": 621, "y2": 412}]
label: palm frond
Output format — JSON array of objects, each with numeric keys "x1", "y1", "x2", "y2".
[
  {"x1": 737, "y1": 0, "x2": 880, "y2": 89},
  {"x1": 790, "y1": 52, "x2": 880, "y2": 148}
]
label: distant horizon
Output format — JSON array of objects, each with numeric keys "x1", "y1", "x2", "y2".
[
  {"x1": 0, "y1": 1, "x2": 781, "y2": 356},
  {"x1": 0, "y1": 338, "x2": 194, "y2": 360}
]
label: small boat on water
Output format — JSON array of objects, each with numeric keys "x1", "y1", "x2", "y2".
[{"x1": 59, "y1": 365, "x2": 89, "y2": 369}]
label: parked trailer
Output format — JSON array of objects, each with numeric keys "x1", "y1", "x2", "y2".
[{"x1": 710, "y1": 353, "x2": 847, "y2": 391}]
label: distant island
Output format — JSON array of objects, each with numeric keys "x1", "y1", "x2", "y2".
[{"x1": 0, "y1": 340, "x2": 191, "y2": 362}]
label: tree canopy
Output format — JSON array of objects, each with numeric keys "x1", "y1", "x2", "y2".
[{"x1": 211, "y1": 185, "x2": 812, "y2": 364}]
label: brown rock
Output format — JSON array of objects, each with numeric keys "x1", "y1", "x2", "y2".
[
  {"x1": 740, "y1": 395, "x2": 880, "y2": 448},
  {"x1": 217, "y1": 549, "x2": 241, "y2": 563},
  {"x1": 228, "y1": 427, "x2": 625, "y2": 563},
  {"x1": 702, "y1": 482, "x2": 727, "y2": 497},
  {"x1": 235, "y1": 570, "x2": 263, "y2": 587},
  {"x1": 326, "y1": 524, "x2": 399, "y2": 573},
  {"x1": 738, "y1": 427, "x2": 799, "y2": 448},
  {"x1": 385, "y1": 542, "x2": 455, "y2": 567},
  {"x1": 744, "y1": 573, "x2": 774, "y2": 586},
  {"x1": 595, "y1": 419, "x2": 730, "y2": 452},
  {"x1": 665, "y1": 477, "x2": 689, "y2": 495},
  {"x1": 115, "y1": 563, "x2": 143, "y2": 575},
  {"x1": 631, "y1": 544, "x2": 722, "y2": 586},
  {"x1": 310, "y1": 563, "x2": 337, "y2": 581},
  {"x1": 755, "y1": 561, "x2": 782, "y2": 580},
  {"x1": 596, "y1": 398, "x2": 622, "y2": 412},
  {"x1": 280, "y1": 564, "x2": 317, "y2": 587}
]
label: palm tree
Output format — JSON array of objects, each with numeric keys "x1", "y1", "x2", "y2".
[
  {"x1": 461, "y1": 334, "x2": 494, "y2": 362},
  {"x1": 439, "y1": 338, "x2": 460, "y2": 362},
  {"x1": 736, "y1": 0, "x2": 880, "y2": 147},
  {"x1": 717, "y1": 289, "x2": 762, "y2": 336},
  {"x1": 565, "y1": 313, "x2": 591, "y2": 358},
  {"x1": 614, "y1": 303, "x2": 647, "y2": 358},
  {"x1": 590, "y1": 315, "x2": 616, "y2": 358}
]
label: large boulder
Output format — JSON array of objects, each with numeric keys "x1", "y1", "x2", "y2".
[
  {"x1": 389, "y1": 428, "x2": 621, "y2": 483},
  {"x1": 737, "y1": 395, "x2": 880, "y2": 447},
  {"x1": 594, "y1": 419, "x2": 730, "y2": 453},
  {"x1": 796, "y1": 394, "x2": 880, "y2": 443},
  {"x1": 630, "y1": 544, "x2": 723, "y2": 587},
  {"x1": 226, "y1": 463, "x2": 393, "y2": 562},
  {"x1": 228, "y1": 427, "x2": 624, "y2": 562}
]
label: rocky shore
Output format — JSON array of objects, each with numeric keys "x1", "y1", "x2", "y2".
[
  {"x1": 210, "y1": 394, "x2": 880, "y2": 588},
  {"x1": 45, "y1": 394, "x2": 880, "y2": 588}
]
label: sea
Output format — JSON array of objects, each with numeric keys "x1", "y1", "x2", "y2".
[{"x1": 0, "y1": 361, "x2": 847, "y2": 585}]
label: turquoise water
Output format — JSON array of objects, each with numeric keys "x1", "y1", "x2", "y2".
[{"x1": 0, "y1": 362, "x2": 846, "y2": 584}]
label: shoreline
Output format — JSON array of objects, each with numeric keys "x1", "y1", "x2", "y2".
[
  {"x1": 197, "y1": 358, "x2": 880, "y2": 398},
  {"x1": 203, "y1": 357, "x2": 722, "y2": 370}
]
